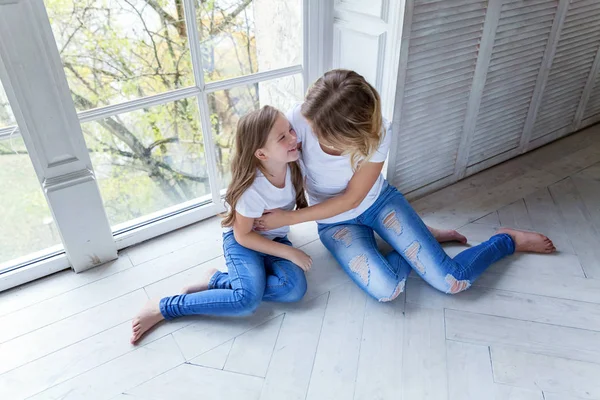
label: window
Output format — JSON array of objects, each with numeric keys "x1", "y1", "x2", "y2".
[
  {"x1": 44, "y1": 0, "x2": 305, "y2": 230},
  {"x1": 0, "y1": 0, "x2": 312, "y2": 282},
  {"x1": 0, "y1": 83, "x2": 61, "y2": 271}
]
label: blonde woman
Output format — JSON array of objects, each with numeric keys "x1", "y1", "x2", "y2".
[
  {"x1": 256, "y1": 69, "x2": 555, "y2": 301},
  {"x1": 131, "y1": 106, "x2": 310, "y2": 343}
]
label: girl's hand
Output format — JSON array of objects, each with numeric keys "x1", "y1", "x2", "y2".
[
  {"x1": 287, "y1": 248, "x2": 313, "y2": 272},
  {"x1": 254, "y1": 208, "x2": 291, "y2": 231}
]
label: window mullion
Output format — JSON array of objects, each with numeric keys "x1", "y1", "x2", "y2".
[{"x1": 183, "y1": 0, "x2": 223, "y2": 207}]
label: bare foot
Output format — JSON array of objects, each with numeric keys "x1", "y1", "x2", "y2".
[
  {"x1": 430, "y1": 227, "x2": 468, "y2": 245},
  {"x1": 496, "y1": 228, "x2": 556, "y2": 254},
  {"x1": 130, "y1": 299, "x2": 164, "y2": 345},
  {"x1": 181, "y1": 267, "x2": 219, "y2": 294}
]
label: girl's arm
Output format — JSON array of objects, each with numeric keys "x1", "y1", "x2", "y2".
[{"x1": 233, "y1": 213, "x2": 312, "y2": 271}]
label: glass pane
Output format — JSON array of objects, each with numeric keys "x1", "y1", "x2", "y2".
[
  {"x1": 208, "y1": 74, "x2": 304, "y2": 187},
  {"x1": 82, "y1": 98, "x2": 210, "y2": 227},
  {"x1": 0, "y1": 79, "x2": 16, "y2": 128},
  {"x1": 197, "y1": 0, "x2": 302, "y2": 82},
  {"x1": 45, "y1": 0, "x2": 193, "y2": 111},
  {"x1": 0, "y1": 136, "x2": 62, "y2": 266}
]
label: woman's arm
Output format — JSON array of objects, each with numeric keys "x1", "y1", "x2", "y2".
[
  {"x1": 233, "y1": 213, "x2": 312, "y2": 271},
  {"x1": 257, "y1": 161, "x2": 384, "y2": 229},
  {"x1": 292, "y1": 161, "x2": 384, "y2": 223}
]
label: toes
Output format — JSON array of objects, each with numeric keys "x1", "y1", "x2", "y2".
[{"x1": 133, "y1": 325, "x2": 141, "y2": 332}]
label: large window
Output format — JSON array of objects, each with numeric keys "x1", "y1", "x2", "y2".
[
  {"x1": 0, "y1": 0, "x2": 306, "y2": 271},
  {"x1": 47, "y1": 0, "x2": 304, "y2": 231},
  {"x1": 0, "y1": 82, "x2": 62, "y2": 270}
]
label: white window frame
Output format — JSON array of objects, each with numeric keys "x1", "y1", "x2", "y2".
[{"x1": 0, "y1": 0, "x2": 330, "y2": 291}]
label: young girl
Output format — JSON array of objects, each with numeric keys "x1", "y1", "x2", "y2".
[
  {"x1": 131, "y1": 105, "x2": 311, "y2": 344},
  {"x1": 256, "y1": 69, "x2": 555, "y2": 301}
]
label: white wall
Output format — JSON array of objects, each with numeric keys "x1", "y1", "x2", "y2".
[{"x1": 330, "y1": 0, "x2": 404, "y2": 120}]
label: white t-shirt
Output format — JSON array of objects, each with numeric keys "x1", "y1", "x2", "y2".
[
  {"x1": 286, "y1": 104, "x2": 392, "y2": 224},
  {"x1": 224, "y1": 165, "x2": 299, "y2": 240}
]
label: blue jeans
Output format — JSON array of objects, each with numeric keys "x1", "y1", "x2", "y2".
[
  {"x1": 318, "y1": 182, "x2": 515, "y2": 301},
  {"x1": 160, "y1": 231, "x2": 307, "y2": 319}
]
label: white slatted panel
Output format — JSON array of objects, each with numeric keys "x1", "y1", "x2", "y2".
[
  {"x1": 468, "y1": 0, "x2": 557, "y2": 166},
  {"x1": 394, "y1": 0, "x2": 487, "y2": 193},
  {"x1": 583, "y1": 68, "x2": 600, "y2": 120},
  {"x1": 532, "y1": 0, "x2": 600, "y2": 140}
]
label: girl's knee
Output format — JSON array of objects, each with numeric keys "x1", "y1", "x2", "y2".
[
  {"x1": 232, "y1": 289, "x2": 262, "y2": 315},
  {"x1": 279, "y1": 269, "x2": 308, "y2": 302}
]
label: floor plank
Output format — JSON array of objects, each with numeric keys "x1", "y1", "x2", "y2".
[
  {"x1": 572, "y1": 175, "x2": 600, "y2": 240},
  {"x1": 28, "y1": 335, "x2": 184, "y2": 400},
  {"x1": 0, "y1": 239, "x2": 223, "y2": 344},
  {"x1": 171, "y1": 306, "x2": 282, "y2": 361},
  {"x1": 0, "y1": 289, "x2": 147, "y2": 375},
  {"x1": 474, "y1": 269, "x2": 600, "y2": 303},
  {"x1": 260, "y1": 293, "x2": 328, "y2": 400},
  {"x1": 125, "y1": 363, "x2": 264, "y2": 400},
  {"x1": 223, "y1": 314, "x2": 283, "y2": 377},
  {"x1": 0, "y1": 316, "x2": 189, "y2": 400},
  {"x1": 124, "y1": 217, "x2": 224, "y2": 266},
  {"x1": 0, "y1": 255, "x2": 133, "y2": 317},
  {"x1": 354, "y1": 294, "x2": 405, "y2": 400},
  {"x1": 305, "y1": 283, "x2": 367, "y2": 400},
  {"x1": 406, "y1": 280, "x2": 600, "y2": 331},
  {"x1": 188, "y1": 339, "x2": 233, "y2": 370},
  {"x1": 498, "y1": 199, "x2": 534, "y2": 231},
  {"x1": 491, "y1": 346, "x2": 600, "y2": 399},
  {"x1": 550, "y1": 178, "x2": 600, "y2": 278},
  {"x1": 473, "y1": 211, "x2": 501, "y2": 226},
  {"x1": 446, "y1": 340, "x2": 494, "y2": 400},
  {"x1": 524, "y1": 188, "x2": 574, "y2": 254},
  {"x1": 401, "y1": 303, "x2": 448, "y2": 400},
  {"x1": 544, "y1": 393, "x2": 592, "y2": 400},
  {"x1": 445, "y1": 310, "x2": 600, "y2": 364}
]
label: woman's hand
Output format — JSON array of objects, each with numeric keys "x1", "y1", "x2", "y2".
[{"x1": 254, "y1": 208, "x2": 292, "y2": 231}]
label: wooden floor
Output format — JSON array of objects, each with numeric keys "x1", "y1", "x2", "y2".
[{"x1": 2, "y1": 126, "x2": 600, "y2": 400}]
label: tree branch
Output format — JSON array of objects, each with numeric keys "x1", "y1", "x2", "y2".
[
  {"x1": 144, "y1": 0, "x2": 187, "y2": 37},
  {"x1": 210, "y1": 0, "x2": 253, "y2": 36},
  {"x1": 148, "y1": 137, "x2": 179, "y2": 150}
]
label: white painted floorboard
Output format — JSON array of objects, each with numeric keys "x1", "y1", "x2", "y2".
[{"x1": 2, "y1": 127, "x2": 600, "y2": 399}]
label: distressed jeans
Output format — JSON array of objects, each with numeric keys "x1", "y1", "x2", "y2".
[
  {"x1": 318, "y1": 182, "x2": 515, "y2": 301},
  {"x1": 160, "y1": 231, "x2": 307, "y2": 319}
]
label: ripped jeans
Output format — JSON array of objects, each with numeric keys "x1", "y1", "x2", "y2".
[
  {"x1": 318, "y1": 181, "x2": 515, "y2": 301},
  {"x1": 159, "y1": 231, "x2": 307, "y2": 319}
]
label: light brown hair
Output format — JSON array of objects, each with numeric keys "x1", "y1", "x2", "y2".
[
  {"x1": 222, "y1": 105, "x2": 307, "y2": 227},
  {"x1": 301, "y1": 69, "x2": 383, "y2": 169}
]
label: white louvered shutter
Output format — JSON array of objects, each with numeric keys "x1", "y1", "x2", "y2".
[
  {"x1": 392, "y1": 0, "x2": 488, "y2": 194},
  {"x1": 531, "y1": 0, "x2": 600, "y2": 140},
  {"x1": 389, "y1": 0, "x2": 600, "y2": 198},
  {"x1": 468, "y1": 0, "x2": 557, "y2": 166},
  {"x1": 583, "y1": 70, "x2": 600, "y2": 121}
]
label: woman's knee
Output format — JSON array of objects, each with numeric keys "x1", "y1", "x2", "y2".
[
  {"x1": 232, "y1": 288, "x2": 262, "y2": 315},
  {"x1": 370, "y1": 276, "x2": 406, "y2": 302},
  {"x1": 427, "y1": 273, "x2": 472, "y2": 295}
]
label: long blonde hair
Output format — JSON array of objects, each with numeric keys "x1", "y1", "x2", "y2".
[
  {"x1": 301, "y1": 69, "x2": 383, "y2": 169},
  {"x1": 222, "y1": 105, "x2": 307, "y2": 227}
]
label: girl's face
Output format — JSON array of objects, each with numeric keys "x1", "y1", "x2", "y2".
[{"x1": 256, "y1": 114, "x2": 299, "y2": 164}]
